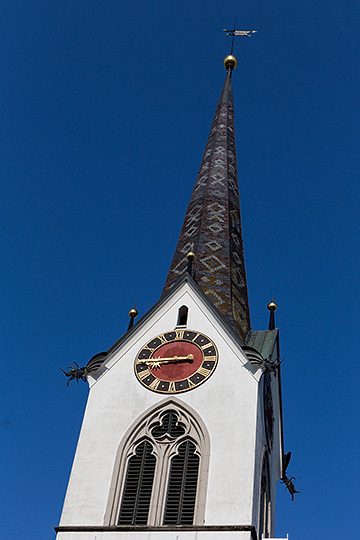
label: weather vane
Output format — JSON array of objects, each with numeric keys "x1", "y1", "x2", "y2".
[{"x1": 223, "y1": 17, "x2": 257, "y2": 55}]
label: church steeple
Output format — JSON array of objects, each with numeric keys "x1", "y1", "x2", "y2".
[
  {"x1": 163, "y1": 57, "x2": 251, "y2": 341},
  {"x1": 56, "y1": 48, "x2": 293, "y2": 540}
]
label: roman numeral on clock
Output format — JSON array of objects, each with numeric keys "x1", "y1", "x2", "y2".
[
  {"x1": 197, "y1": 366, "x2": 211, "y2": 377},
  {"x1": 149, "y1": 379, "x2": 160, "y2": 390},
  {"x1": 137, "y1": 369, "x2": 150, "y2": 380}
]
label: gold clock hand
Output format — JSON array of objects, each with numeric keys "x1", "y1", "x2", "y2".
[
  {"x1": 139, "y1": 354, "x2": 194, "y2": 365},
  {"x1": 153, "y1": 355, "x2": 194, "y2": 362}
]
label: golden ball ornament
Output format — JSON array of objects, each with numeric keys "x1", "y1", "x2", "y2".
[
  {"x1": 267, "y1": 301, "x2": 278, "y2": 312},
  {"x1": 223, "y1": 55, "x2": 238, "y2": 71}
]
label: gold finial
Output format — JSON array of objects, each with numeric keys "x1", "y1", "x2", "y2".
[
  {"x1": 129, "y1": 301, "x2": 138, "y2": 319},
  {"x1": 223, "y1": 54, "x2": 238, "y2": 71},
  {"x1": 127, "y1": 301, "x2": 138, "y2": 331},
  {"x1": 186, "y1": 243, "x2": 196, "y2": 262},
  {"x1": 267, "y1": 296, "x2": 278, "y2": 312}
]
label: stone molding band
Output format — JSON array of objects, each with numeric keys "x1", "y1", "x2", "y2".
[{"x1": 55, "y1": 525, "x2": 257, "y2": 539}]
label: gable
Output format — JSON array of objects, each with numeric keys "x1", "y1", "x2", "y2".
[{"x1": 88, "y1": 277, "x2": 258, "y2": 390}]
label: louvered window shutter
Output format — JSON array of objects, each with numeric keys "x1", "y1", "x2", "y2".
[
  {"x1": 163, "y1": 440, "x2": 199, "y2": 525},
  {"x1": 118, "y1": 440, "x2": 156, "y2": 525}
]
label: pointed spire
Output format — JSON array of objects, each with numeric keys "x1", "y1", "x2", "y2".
[{"x1": 162, "y1": 58, "x2": 251, "y2": 340}]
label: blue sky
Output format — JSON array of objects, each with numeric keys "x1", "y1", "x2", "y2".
[{"x1": 1, "y1": 1, "x2": 360, "y2": 539}]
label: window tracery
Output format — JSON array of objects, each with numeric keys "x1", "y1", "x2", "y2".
[{"x1": 151, "y1": 411, "x2": 186, "y2": 440}]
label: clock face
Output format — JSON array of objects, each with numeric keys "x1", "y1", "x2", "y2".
[{"x1": 134, "y1": 330, "x2": 218, "y2": 393}]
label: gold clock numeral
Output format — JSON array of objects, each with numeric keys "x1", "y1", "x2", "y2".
[
  {"x1": 197, "y1": 366, "x2": 211, "y2": 377},
  {"x1": 204, "y1": 356, "x2": 216, "y2": 362},
  {"x1": 137, "y1": 369, "x2": 150, "y2": 380},
  {"x1": 175, "y1": 329, "x2": 184, "y2": 340},
  {"x1": 168, "y1": 381, "x2": 176, "y2": 392},
  {"x1": 158, "y1": 334, "x2": 168, "y2": 345},
  {"x1": 201, "y1": 343, "x2": 212, "y2": 351},
  {"x1": 149, "y1": 378, "x2": 160, "y2": 390},
  {"x1": 187, "y1": 378, "x2": 196, "y2": 388}
]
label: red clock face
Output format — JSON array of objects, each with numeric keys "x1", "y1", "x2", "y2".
[
  {"x1": 147, "y1": 341, "x2": 203, "y2": 381},
  {"x1": 135, "y1": 330, "x2": 218, "y2": 393}
]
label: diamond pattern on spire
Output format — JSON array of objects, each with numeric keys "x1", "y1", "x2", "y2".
[{"x1": 162, "y1": 69, "x2": 251, "y2": 340}]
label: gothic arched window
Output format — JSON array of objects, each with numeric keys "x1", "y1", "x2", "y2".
[
  {"x1": 105, "y1": 400, "x2": 209, "y2": 527},
  {"x1": 258, "y1": 453, "x2": 271, "y2": 538}
]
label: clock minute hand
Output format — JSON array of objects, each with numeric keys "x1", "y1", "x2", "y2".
[
  {"x1": 154, "y1": 354, "x2": 194, "y2": 363},
  {"x1": 140, "y1": 354, "x2": 194, "y2": 366}
]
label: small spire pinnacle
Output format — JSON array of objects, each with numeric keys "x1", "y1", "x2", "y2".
[
  {"x1": 186, "y1": 243, "x2": 196, "y2": 275},
  {"x1": 267, "y1": 296, "x2": 278, "y2": 330},
  {"x1": 128, "y1": 301, "x2": 138, "y2": 330}
]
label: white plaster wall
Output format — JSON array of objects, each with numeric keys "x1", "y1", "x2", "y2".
[{"x1": 59, "y1": 282, "x2": 262, "y2": 529}]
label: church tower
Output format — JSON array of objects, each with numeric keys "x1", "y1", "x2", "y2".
[{"x1": 55, "y1": 54, "x2": 293, "y2": 540}]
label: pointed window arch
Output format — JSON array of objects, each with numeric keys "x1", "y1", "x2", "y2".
[{"x1": 105, "y1": 399, "x2": 209, "y2": 526}]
